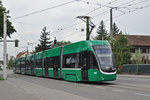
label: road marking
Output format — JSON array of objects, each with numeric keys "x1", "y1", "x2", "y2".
[
  {"x1": 112, "y1": 89, "x2": 125, "y2": 92},
  {"x1": 109, "y1": 84, "x2": 150, "y2": 92},
  {"x1": 95, "y1": 86, "x2": 105, "y2": 89},
  {"x1": 135, "y1": 93, "x2": 150, "y2": 97}
]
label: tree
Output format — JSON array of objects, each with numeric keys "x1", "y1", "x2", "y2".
[
  {"x1": 55, "y1": 41, "x2": 71, "y2": 47},
  {"x1": 0, "y1": 1, "x2": 16, "y2": 39},
  {"x1": 7, "y1": 56, "x2": 14, "y2": 69},
  {"x1": 112, "y1": 22, "x2": 120, "y2": 35},
  {"x1": 35, "y1": 27, "x2": 52, "y2": 52},
  {"x1": 113, "y1": 34, "x2": 132, "y2": 69},
  {"x1": 94, "y1": 20, "x2": 108, "y2": 40},
  {"x1": 51, "y1": 40, "x2": 71, "y2": 48},
  {"x1": 131, "y1": 50, "x2": 144, "y2": 64}
]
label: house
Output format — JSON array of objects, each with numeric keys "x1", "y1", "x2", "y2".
[
  {"x1": 127, "y1": 35, "x2": 150, "y2": 64},
  {"x1": 16, "y1": 51, "x2": 32, "y2": 58}
]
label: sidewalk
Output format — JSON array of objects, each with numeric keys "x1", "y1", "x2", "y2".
[
  {"x1": 0, "y1": 69, "x2": 13, "y2": 77},
  {"x1": 0, "y1": 70, "x2": 41, "y2": 100},
  {"x1": 0, "y1": 80, "x2": 40, "y2": 100},
  {"x1": 0, "y1": 72, "x2": 89, "y2": 100}
]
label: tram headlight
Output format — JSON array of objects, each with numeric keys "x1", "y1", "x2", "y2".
[{"x1": 105, "y1": 66, "x2": 110, "y2": 70}]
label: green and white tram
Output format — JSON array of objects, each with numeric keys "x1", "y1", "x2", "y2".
[{"x1": 13, "y1": 40, "x2": 116, "y2": 82}]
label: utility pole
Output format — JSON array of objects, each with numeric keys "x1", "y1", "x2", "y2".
[
  {"x1": 26, "y1": 46, "x2": 29, "y2": 55},
  {"x1": 110, "y1": 8, "x2": 113, "y2": 44},
  {"x1": 109, "y1": 7, "x2": 118, "y2": 44},
  {"x1": 3, "y1": 12, "x2": 7, "y2": 80},
  {"x1": 77, "y1": 16, "x2": 95, "y2": 40},
  {"x1": 86, "y1": 17, "x2": 90, "y2": 40},
  {"x1": 44, "y1": 31, "x2": 46, "y2": 50}
]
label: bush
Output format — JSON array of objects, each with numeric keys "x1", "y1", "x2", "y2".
[{"x1": 0, "y1": 77, "x2": 4, "y2": 80}]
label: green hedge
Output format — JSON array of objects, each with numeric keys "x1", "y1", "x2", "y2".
[
  {"x1": 122, "y1": 64, "x2": 150, "y2": 75},
  {"x1": 0, "y1": 77, "x2": 4, "y2": 80}
]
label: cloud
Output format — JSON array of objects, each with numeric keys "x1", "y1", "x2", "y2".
[{"x1": 1, "y1": 0, "x2": 150, "y2": 59}]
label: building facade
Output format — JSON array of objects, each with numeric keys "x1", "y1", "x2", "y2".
[{"x1": 128, "y1": 35, "x2": 150, "y2": 64}]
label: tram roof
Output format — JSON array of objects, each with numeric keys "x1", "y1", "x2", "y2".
[
  {"x1": 35, "y1": 51, "x2": 43, "y2": 60},
  {"x1": 63, "y1": 40, "x2": 109, "y2": 55},
  {"x1": 44, "y1": 47, "x2": 61, "y2": 58},
  {"x1": 14, "y1": 40, "x2": 109, "y2": 60}
]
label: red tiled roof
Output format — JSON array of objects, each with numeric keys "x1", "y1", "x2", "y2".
[
  {"x1": 128, "y1": 35, "x2": 150, "y2": 46},
  {"x1": 16, "y1": 51, "x2": 33, "y2": 58},
  {"x1": 16, "y1": 52, "x2": 26, "y2": 58}
]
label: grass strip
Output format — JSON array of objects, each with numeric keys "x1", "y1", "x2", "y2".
[{"x1": 0, "y1": 77, "x2": 4, "y2": 80}]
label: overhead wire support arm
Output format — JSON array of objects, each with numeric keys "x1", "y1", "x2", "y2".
[
  {"x1": 0, "y1": 40, "x2": 19, "y2": 42},
  {"x1": 76, "y1": 16, "x2": 95, "y2": 40}
]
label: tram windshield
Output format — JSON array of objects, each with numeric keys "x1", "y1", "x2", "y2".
[{"x1": 93, "y1": 45, "x2": 116, "y2": 72}]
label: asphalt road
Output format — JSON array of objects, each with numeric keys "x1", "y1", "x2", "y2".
[{"x1": 4, "y1": 73, "x2": 150, "y2": 100}]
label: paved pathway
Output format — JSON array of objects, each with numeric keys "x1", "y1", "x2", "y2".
[
  {"x1": 0, "y1": 70, "x2": 89, "y2": 100},
  {"x1": 1, "y1": 71, "x2": 150, "y2": 100}
]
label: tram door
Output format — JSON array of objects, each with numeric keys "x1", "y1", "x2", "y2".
[
  {"x1": 54, "y1": 57, "x2": 59, "y2": 78},
  {"x1": 44, "y1": 58, "x2": 49, "y2": 77},
  {"x1": 81, "y1": 52, "x2": 89, "y2": 81},
  {"x1": 45, "y1": 66, "x2": 49, "y2": 77},
  {"x1": 54, "y1": 66, "x2": 58, "y2": 78}
]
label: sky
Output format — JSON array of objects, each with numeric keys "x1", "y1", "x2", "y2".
[{"x1": 0, "y1": 0, "x2": 150, "y2": 60}]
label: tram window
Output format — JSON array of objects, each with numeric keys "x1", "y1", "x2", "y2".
[
  {"x1": 48, "y1": 58, "x2": 50, "y2": 68},
  {"x1": 26, "y1": 60, "x2": 28, "y2": 68},
  {"x1": 28, "y1": 61, "x2": 30, "y2": 68},
  {"x1": 36, "y1": 60, "x2": 38, "y2": 68},
  {"x1": 49, "y1": 57, "x2": 54, "y2": 68},
  {"x1": 35, "y1": 60, "x2": 37, "y2": 68},
  {"x1": 66, "y1": 57, "x2": 71, "y2": 64},
  {"x1": 90, "y1": 52, "x2": 98, "y2": 69},
  {"x1": 20, "y1": 60, "x2": 22, "y2": 68},
  {"x1": 78, "y1": 53, "x2": 82, "y2": 68},
  {"x1": 27, "y1": 60, "x2": 31, "y2": 68},
  {"x1": 46, "y1": 58, "x2": 50, "y2": 68},
  {"x1": 21, "y1": 61, "x2": 25, "y2": 68},
  {"x1": 35, "y1": 59, "x2": 42, "y2": 68},
  {"x1": 79, "y1": 51, "x2": 90, "y2": 68},
  {"x1": 45, "y1": 56, "x2": 60, "y2": 68},
  {"x1": 27, "y1": 61, "x2": 30, "y2": 68},
  {"x1": 63, "y1": 54, "x2": 77, "y2": 68},
  {"x1": 82, "y1": 52, "x2": 87, "y2": 66},
  {"x1": 31, "y1": 61, "x2": 34, "y2": 68},
  {"x1": 46, "y1": 58, "x2": 49, "y2": 68},
  {"x1": 40, "y1": 59, "x2": 42, "y2": 68},
  {"x1": 29, "y1": 61, "x2": 31, "y2": 68},
  {"x1": 44, "y1": 58, "x2": 48, "y2": 68}
]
